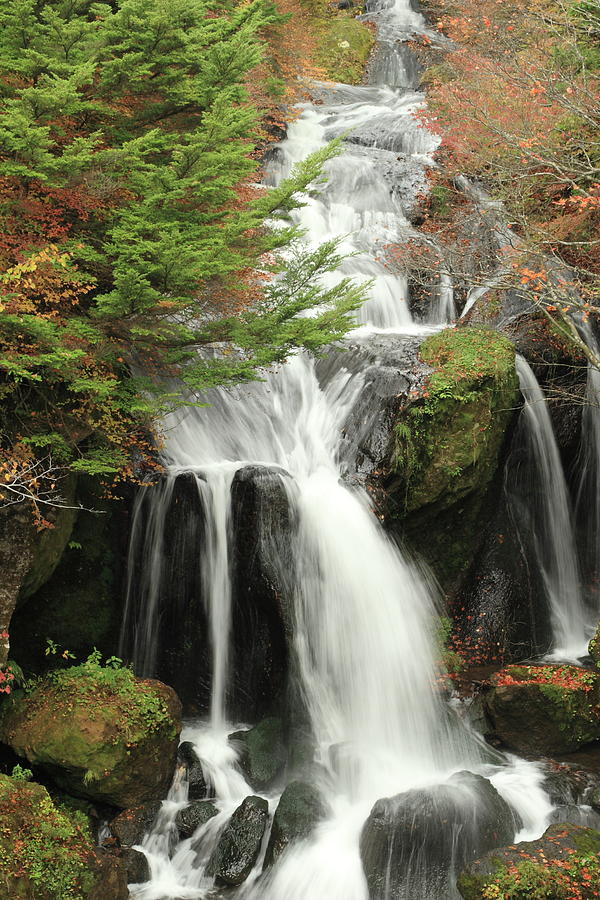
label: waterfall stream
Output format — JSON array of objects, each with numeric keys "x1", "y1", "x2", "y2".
[
  {"x1": 122, "y1": 1, "x2": 560, "y2": 898},
  {"x1": 514, "y1": 355, "x2": 589, "y2": 659}
]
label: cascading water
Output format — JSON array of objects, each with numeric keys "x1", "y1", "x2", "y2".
[
  {"x1": 122, "y1": 1, "x2": 558, "y2": 898},
  {"x1": 514, "y1": 355, "x2": 589, "y2": 659}
]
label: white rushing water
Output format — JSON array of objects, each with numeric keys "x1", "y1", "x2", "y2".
[
  {"x1": 124, "y1": 0, "x2": 557, "y2": 897},
  {"x1": 515, "y1": 355, "x2": 589, "y2": 660}
]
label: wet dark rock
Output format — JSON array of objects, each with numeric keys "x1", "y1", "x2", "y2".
[
  {"x1": 229, "y1": 718, "x2": 286, "y2": 790},
  {"x1": 457, "y1": 484, "x2": 551, "y2": 661},
  {"x1": 176, "y1": 800, "x2": 218, "y2": 839},
  {"x1": 360, "y1": 771, "x2": 519, "y2": 899},
  {"x1": 337, "y1": 0, "x2": 352, "y2": 8},
  {"x1": 207, "y1": 795, "x2": 269, "y2": 886},
  {"x1": 542, "y1": 760, "x2": 600, "y2": 809},
  {"x1": 264, "y1": 781, "x2": 326, "y2": 868},
  {"x1": 484, "y1": 665, "x2": 600, "y2": 755},
  {"x1": 178, "y1": 741, "x2": 213, "y2": 800},
  {"x1": 457, "y1": 823, "x2": 600, "y2": 899},
  {"x1": 120, "y1": 472, "x2": 212, "y2": 713},
  {"x1": 0, "y1": 480, "x2": 77, "y2": 667},
  {"x1": 315, "y1": 334, "x2": 423, "y2": 488},
  {"x1": 110, "y1": 801, "x2": 162, "y2": 847},
  {"x1": 10, "y1": 479, "x2": 129, "y2": 677},
  {"x1": 120, "y1": 847, "x2": 150, "y2": 883},
  {"x1": 229, "y1": 466, "x2": 295, "y2": 720}
]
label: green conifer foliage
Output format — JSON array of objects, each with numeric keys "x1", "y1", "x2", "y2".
[{"x1": 0, "y1": 0, "x2": 365, "y2": 502}]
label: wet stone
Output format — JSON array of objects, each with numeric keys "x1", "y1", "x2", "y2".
[
  {"x1": 264, "y1": 781, "x2": 325, "y2": 868},
  {"x1": 120, "y1": 847, "x2": 150, "y2": 884},
  {"x1": 178, "y1": 741, "x2": 213, "y2": 800},
  {"x1": 229, "y1": 718, "x2": 286, "y2": 790},
  {"x1": 110, "y1": 801, "x2": 162, "y2": 847},
  {"x1": 207, "y1": 795, "x2": 269, "y2": 886},
  {"x1": 360, "y1": 771, "x2": 519, "y2": 899},
  {"x1": 175, "y1": 800, "x2": 219, "y2": 839}
]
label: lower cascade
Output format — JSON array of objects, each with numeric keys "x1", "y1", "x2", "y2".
[{"x1": 116, "y1": 2, "x2": 595, "y2": 900}]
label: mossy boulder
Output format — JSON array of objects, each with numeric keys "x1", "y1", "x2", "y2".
[
  {"x1": 392, "y1": 328, "x2": 518, "y2": 514},
  {"x1": 0, "y1": 772, "x2": 128, "y2": 899},
  {"x1": 589, "y1": 622, "x2": 600, "y2": 667},
  {"x1": 388, "y1": 327, "x2": 519, "y2": 589},
  {"x1": 484, "y1": 665, "x2": 600, "y2": 755},
  {"x1": 264, "y1": 780, "x2": 325, "y2": 868},
  {"x1": 0, "y1": 655, "x2": 181, "y2": 808},
  {"x1": 229, "y1": 718, "x2": 286, "y2": 790},
  {"x1": 314, "y1": 9, "x2": 374, "y2": 85},
  {"x1": 457, "y1": 822, "x2": 600, "y2": 900}
]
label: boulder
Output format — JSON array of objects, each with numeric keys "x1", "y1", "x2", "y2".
[
  {"x1": 0, "y1": 659, "x2": 181, "y2": 808},
  {"x1": 484, "y1": 664, "x2": 600, "y2": 755},
  {"x1": 457, "y1": 823, "x2": 600, "y2": 899},
  {"x1": 229, "y1": 466, "x2": 294, "y2": 720},
  {"x1": 360, "y1": 771, "x2": 519, "y2": 899},
  {"x1": 0, "y1": 772, "x2": 128, "y2": 899},
  {"x1": 264, "y1": 780, "x2": 325, "y2": 868},
  {"x1": 178, "y1": 740, "x2": 213, "y2": 799},
  {"x1": 110, "y1": 801, "x2": 162, "y2": 847},
  {"x1": 207, "y1": 795, "x2": 268, "y2": 886},
  {"x1": 175, "y1": 800, "x2": 218, "y2": 839},
  {"x1": 120, "y1": 847, "x2": 150, "y2": 884},
  {"x1": 229, "y1": 718, "x2": 286, "y2": 790}
]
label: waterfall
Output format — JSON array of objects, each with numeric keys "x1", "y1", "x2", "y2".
[
  {"x1": 514, "y1": 355, "x2": 588, "y2": 659},
  {"x1": 428, "y1": 270, "x2": 455, "y2": 325},
  {"x1": 123, "y1": 0, "x2": 557, "y2": 896}
]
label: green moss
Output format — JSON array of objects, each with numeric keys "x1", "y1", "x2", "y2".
[
  {"x1": 299, "y1": 0, "x2": 374, "y2": 85},
  {"x1": 436, "y1": 616, "x2": 464, "y2": 673},
  {"x1": 0, "y1": 774, "x2": 95, "y2": 899},
  {"x1": 393, "y1": 327, "x2": 518, "y2": 514},
  {"x1": 0, "y1": 653, "x2": 180, "y2": 806},
  {"x1": 315, "y1": 15, "x2": 374, "y2": 84}
]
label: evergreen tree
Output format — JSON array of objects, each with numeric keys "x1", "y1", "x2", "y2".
[{"x1": 0, "y1": 0, "x2": 365, "y2": 508}]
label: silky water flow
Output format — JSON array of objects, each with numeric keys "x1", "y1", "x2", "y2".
[{"x1": 122, "y1": 1, "x2": 558, "y2": 897}]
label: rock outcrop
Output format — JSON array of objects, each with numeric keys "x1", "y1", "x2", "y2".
[
  {"x1": 483, "y1": 664, "x2": 600, "y2": 755},
  {"x1": 457, "y1": 823, "x2": 600, "y2": 899}
]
